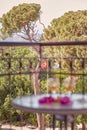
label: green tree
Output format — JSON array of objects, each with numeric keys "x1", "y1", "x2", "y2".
[
  {"x1": 0, "y1": 3, "x2": 42, "y2": 41},
  {"x1": 43, "y1": 10, "x2": 87, "y2": 41},
  {"x1": 0, "y1": 3, "x2": 45, "y2": 130},
  {"x1": 42, "y1": 10, "x2": 87, "y2": 68}
]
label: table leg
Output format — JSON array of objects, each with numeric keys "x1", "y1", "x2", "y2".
[
  {"x1": 71, "y1": 121, "x2": 74, "y2": 130},
  {"x1": 60, "y1": 121, "x2": 62, "y2": 130},
  {"x1": 53, "y1": 115, "x2": 63, "y2": 130},
  {"x1": 64, "y1": 116, "x2": 67, "y2": 130},
  {"x1": 53, "y1": 115, "x2": 56, "y2": 130}
]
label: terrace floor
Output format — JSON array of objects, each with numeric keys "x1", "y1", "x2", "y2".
[{"x1": 1, "y1": 123, "x2": 85, "y2": 130}]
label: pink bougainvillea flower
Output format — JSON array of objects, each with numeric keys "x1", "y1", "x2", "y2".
[
  {"x1": 38, "y1": 96, "x2": 55, "y2": 104},
  {"x1": 38, "y1": 95, "x2": 73, "y2": 106},
  {"x1": 59, "y1": 96, "x2": 73, "y2": 105}
]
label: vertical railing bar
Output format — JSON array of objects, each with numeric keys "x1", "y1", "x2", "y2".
[
  {"x1": 19, "y1": 57, "x2": 23, "y2": 130},
  {"x1": 39, "y1": 44, "x2": 42, "y2": 93},
  {"x1": 8, "y1": 74, "x2": 13, "y2": 130},
  {"x1": 7, "y1": 49, "x2": 12, "y2": 130},
  {"x1": 70, "y1": 58, "x2": 73, "y2": 74},
  {"x1": 39, "y1": 44, "x2": 42, "y2": 69},
  {"x1": 38, "y1": 44, "x2": 43, "y2": 93},
  {"x1": 82, "y1": 58, "x2": 85, "y2": 95},
  {"x1": 59, "y1": 46, "x2": 62, "y2": 94},
  {"x1": 81, "y1": 58, "x2": 86, "y2": 130},
  {"x1": 28, "y1": 58, "x2": 33, "y2": 95}
]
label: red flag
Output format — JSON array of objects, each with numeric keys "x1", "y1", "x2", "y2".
[{"x1": 41, "y1": 61, "x2": 48, "y2": 69}]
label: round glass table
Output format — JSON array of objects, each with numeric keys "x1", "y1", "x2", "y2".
[
  {"x1": 12, "y1": 93, "x2": 87, "y2": 130},
  {"x1": 12, "y1": 93, "x2": 87, "y2": 115}
]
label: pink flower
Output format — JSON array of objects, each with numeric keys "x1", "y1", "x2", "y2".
[
  {"x1": 59, "y1": 96, "x2": 73, "y2": 105},
  {"x1": 38, "y1": 95, "x2": 73, "y2": 106},
  {"x1": 38, "y1": 96, "x2": 55, "y2": 104}
]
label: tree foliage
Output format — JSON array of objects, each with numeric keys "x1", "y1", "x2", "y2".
[
  {"x1": 43, "y1": 10, "x2": 87, "y2": 41},
  {"x1": 42, "y1": 10, "x2": 87, "y2": 62},
  {"x1": 0, "y1": 3, "x2": 41, "y2": 41}
]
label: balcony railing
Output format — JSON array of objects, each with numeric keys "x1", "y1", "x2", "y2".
[{"x1": 0, "y1": 41, "x2": 87, "y2": 129}]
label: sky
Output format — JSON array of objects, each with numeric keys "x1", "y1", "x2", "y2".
[{"x1": 0, "y1": 0, "x2": 87, "y2": 27}]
